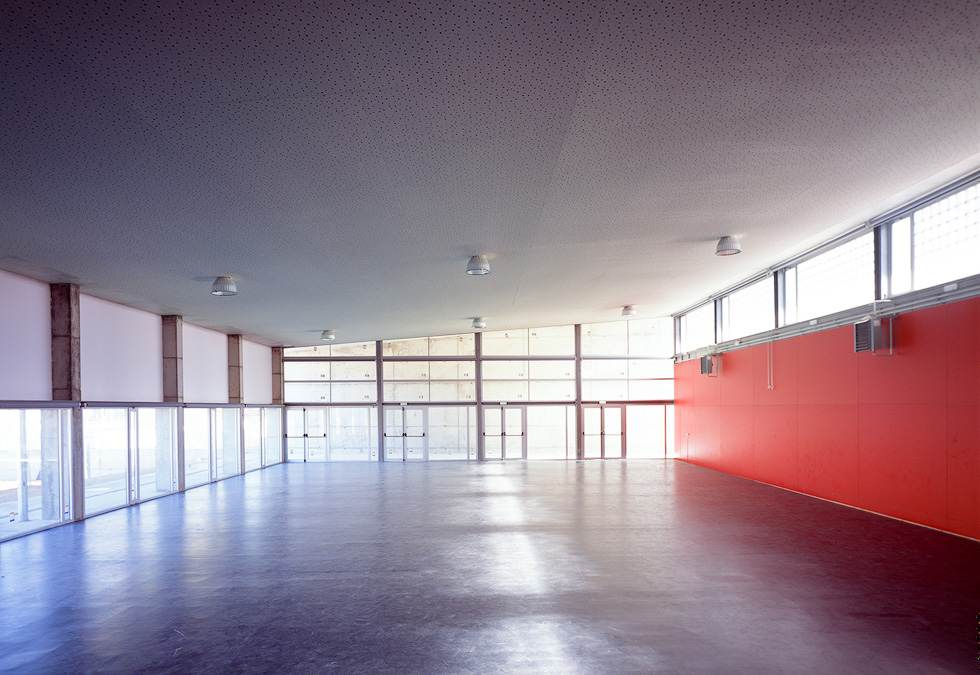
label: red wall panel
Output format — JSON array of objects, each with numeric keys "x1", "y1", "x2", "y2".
[
  {"x1": 946, "y1": 404, "x2": 980, "y2": 539},
  {"x1": 797, "y1": 404, "x2": 859, "y2": 503},
  {"x1": 946, "y1": 297, "x2": 980, "y2": 404},
  {"x1": 674, "y1": 297, "x2": 980, "y2": 540},
  {"x1": 797, "y1": 328, "x2": 859, "y2": 405},
  {"x1": 752, "y1": 405, "x2": 798, "y2": 490},
  {"x1": 857, "y1": 304, "x2": 947, "y2": 406}
]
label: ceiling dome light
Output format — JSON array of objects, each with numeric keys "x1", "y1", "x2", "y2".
[
  {"x1": 715, "y1": 236, "x2": 742, "y2": 256},
  {"x1": 465, "y1": 255, "x2": 491, "y2": 275},
  {"x1": 320, "y1": 330, "x2": 336, "y2": 342},
  {"x1": 472, "y1": 318, "x2": 486, "y2": 329},
  {"x1": 211, "y1": 276, "x2": 237, "y2": 296},
  {"x1": 622, "y1": 305, "x2": 636, "y2": 317}
]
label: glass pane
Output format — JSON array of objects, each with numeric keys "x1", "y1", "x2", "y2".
[
  {"x1": 284, "y1": 361, "x2": 330, "y2": 380},
  {"x1": 136, "y1": 408, "x2": 176, "y2": 499},
  {"x1": 526, "y1": 406, "x2": 572, "y2": 459},
  {"x1": 331, "y1": 381, "x2": 377, "y2": 403},
  {"x1": 328, "y1": 407, "x2": 375, "y2": 461},
  {"x1": 214, "y1": 408, "x2": 241, "y2": 479},
  {"x1": 329, "y1": 342, "x2": 377, "y2": 357},
  {"x1": 627, "y1": 359, "x2": 674, "y2": 379},
  {"x1": 306, "y1": 409, "x2": 328, "y2": 462},
  {"x1": 264, "y1": 409, "x2": 283, "y2": 466},
  {"x1": 628, "y1": 380, "x2": 674, "y2": 400},
  {"x1": 581, "y1": 322, "x2": 628, "y2": 356},
  {"x1": 627, "y1": 406, "x2": 666, "y2": 459},
  {"x1": 332, "y1": 361, "x2": 376, "y2": 380},
  {"x1": 665, "y1": 404, "x2": 676, "y2": 458},
  {"x1": 284, "y1": 382, "x2": 331, "y2": 403},
  {"x1": 385, "y1": 361, "x2": 429, "y2": 380},
  {"x1": 503, "y1": 409, "x2": 523, "y2": 459},
  {"x1": 484, "y1": 408, "x2": 502, "y2": 459},
  {"x1": 404, "y1": 409, "x2": 425, "y2": 460},
  {"x1": 286, "y1": 437, "x2": 305, "y2": 462},
  {"x1": 283, "y1": 345, "x2": 331, "y2": 357},
  {"x1": 285, "y1": 408, "x2": 305, "y2": 436},
  {"x1": 793, "y1": 232, "x2": 874, "y2": 322},
  {"x1": 528, "y1": 380, "x2": 575, "y2": 401},
  {"x1": 427, "y1": 407, "x2": 475, "y2": 460},
  {"x1": 429, "y1": 381, "x2": 476, "y2": 402},
  {"x1": 628, "y1": 318, "x2": 674, "y2": 357},
  {"x1": 528, "y1": 326, "x2": 574, "y2": 355},
  {"x1": 721, "y1": 276, "x2": 775, "y2": 341},
  {"x1": 604, "y1": 407, "x2": 623, "y2": 459},
  {"x1": 679, "y1": 303, "x2": 714, "y2": 352},
  {"x1": 527, "y1": 360, "x2": 574, "y2": 379},
  {"x1": 582, "y1": 380, "x2": 629, "y2": 401},
  {"x1": 384, "y1": 381, "x2": 429, "y2": 402},
  {"x1": 184, "y1": 409, "x2": 211, "y2": 484},
  {"x1": 383, "y1": 337, "x2": 429, "y2": 356},
  {"x1": 482, "y1": 380, "x2": 529, "y2": 402},
  {"x1": 0, "y1": 409, "x2": 70, "y2": 540},
  {"x1": 913, "y1": 183, "x2": 980, "y2": 290},
  {"x1": 243, "y1": 408, "x2": 263, "y2": 472},
  {"x1": 482, "y1": 329, "x2": 529, "y2": 356},
  {"x1": 384, "y1": 407, "x2": 404, "y2": 460},
  {"x1": 429, "y1": 334, "x2": 475, "y2": 356},
  {"x1": 584, "y1": 408, "x2": 601, "y2": 458},
  {"x1": 483, "y1": 360, "x2": 528, "y2": 379},
  {"x1": 890, "y1": 217, "x2": 912, "y2": 296},
  {"x1": 582, "y1": 360, "x2": 628, "y2": 379},
  {"x1": 83, "y1": 408, "x2": 129, "y2": 513}
]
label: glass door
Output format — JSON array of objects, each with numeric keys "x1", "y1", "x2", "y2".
[
  {"x1": 284, "y1": 407, "x2": 327, "y2": 462},
  {"x1": 483, "y1": 406, "x2": 526, "y2": 460},
  {"x1": 383, "y1": 406, "x2": 428, "y2": 461},
  {"x1": 583, "y1": 404, "x2": 626, "y2": 459}
]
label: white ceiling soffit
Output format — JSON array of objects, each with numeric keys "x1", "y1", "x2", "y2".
[{"x1": 1, "y1": 1, "x2": 977, "y2": 346}]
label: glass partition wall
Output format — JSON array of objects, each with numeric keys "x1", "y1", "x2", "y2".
[
  {"x1": 0, "y1": 407, "x2": 73, "y2": 541},
  {"x1": 284, "y1": 319, "x2": 676, "y2": 463}
]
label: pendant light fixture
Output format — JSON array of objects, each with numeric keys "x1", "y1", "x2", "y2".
[
  {"x1": 715, "y1": 236, "x2": 742, "y2": 256},
  {"x1": 622, "y1": 305, "x2": 636, "y2": 317},
  {"x1": 465, "y1": 255, "x2": 491, "y2": 275},
  {"x1": 210, "y1": 276, "x2": 237, "y2": 296},
  {"x1": 472, "y1": 318, "x2": 486, "y2": 329},
  {"x1": 320, "y1": 330, "x2": 336, "y2": 342}
]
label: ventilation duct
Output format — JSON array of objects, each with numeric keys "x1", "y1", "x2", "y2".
[
  {"x1": 854, "y1": 317, "x2": 893, "y2": 355},
  {"x1": 700, "y1": 354, "x2": 718, "y2": 376}
]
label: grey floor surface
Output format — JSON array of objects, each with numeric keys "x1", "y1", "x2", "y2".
[{"x1": 1, "y1": 460, "x2": 978, "y2": 674}]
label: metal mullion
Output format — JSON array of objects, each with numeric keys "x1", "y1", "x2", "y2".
[
  {"x1": 128, "y1": 408, "x2": 137, "y2": 505},
  {"x1": 209, "y1": 409, "x2": 217, "y2": 482},
  {"x1": 283, "y1": 356, "x2": 377, "y2": 362},
  {"x1": 480, "y1": 355, "x2": 574, "y2": 361},
  {"x1": 574, "y1": 324, "x2": 583, "y2": 461},
  {"x1": 475, "y1": 332, "x2": 485, "y2": 461},
  {"x1": 376, "y1": 341, "x2": 385, "y2": 462}
]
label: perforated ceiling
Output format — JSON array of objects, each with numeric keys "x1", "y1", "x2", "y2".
[{"x1": 1, "y1": 0, "x2": 978, "y2": 346}]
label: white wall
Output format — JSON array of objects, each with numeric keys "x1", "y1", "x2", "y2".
[
  {"x1": 242, "y1": 340, "x2": 272, "y2": 404},
  {"x1": 80, "y1": 295, "x2": 163, "y2": 402},
  {"x1": 0, "y1": 271, "x2": 52, "y2": 400},
  {"x1": 183, "y1": 323, "x2": 228, "y2": 403}
]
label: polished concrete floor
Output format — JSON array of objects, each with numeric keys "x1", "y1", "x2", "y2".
[{"x1": 1, "y1": 460, "x2": 977, "y2": 674}]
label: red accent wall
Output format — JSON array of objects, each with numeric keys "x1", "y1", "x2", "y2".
[{"x1": 674, "y1": 296, "x2": 980, "y2": 541}]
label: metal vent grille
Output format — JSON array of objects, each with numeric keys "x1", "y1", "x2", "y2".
[{"x1": 854, "y1": 320, "x2": 872, "y2": 353}]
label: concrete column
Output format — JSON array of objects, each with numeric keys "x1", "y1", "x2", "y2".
[
  {"x1": 271, "y1": 347, "x2": 284, "y2": 405},
  {"x1": 50, "y1": 283, "x2": 81, "y2": 401},
  {"x1": 162, "y1": 316, "x2": 183, "y2": 403},
  {"x1": 375, "y1": 342, "x2": 384, "y2": 462},
  {"x1": 475, "y1": 332, "x2": 485, "y2": 461},
  {"x1": 574, "y1": 324, "x2": 584, "y2": 461},
  {"x1": 50, "y1": 283, "x2": 84, "y2": 520},
  {"x1": 228, "y1": 335, "x2": 244, "y2": 404}
]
